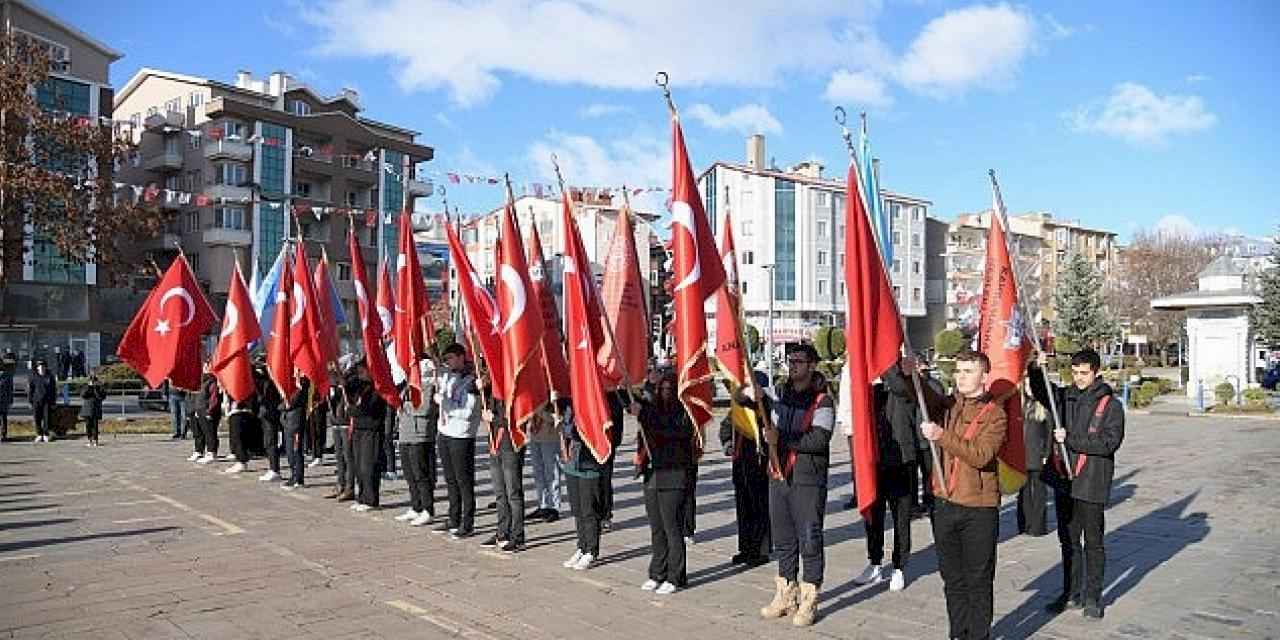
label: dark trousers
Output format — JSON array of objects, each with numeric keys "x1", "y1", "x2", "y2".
[
  {"x1": 193, "y1": 416, "x2": 219, "y2": 455},
  {"x1": 262, "y1": 416, "x2": 282, "y2": 473},
  {"x1": 567, "y1": 473, "x2": 603, "y2": 555},
  {"x1": 915, "y1": 451, "x2": 936, "y2": 510},
  {"x1": 84, "y1": 417, "x2": 99, "y2": 442},
  {"x1": 770, "y1": 481, "x2": 828, "y2": 586},
  {"x1": 383, "y1": 418, "x2": 397, "y2": 475},
  {"x1": 333, "y1": 426, "x2": 355, "y2": 493},
  {"x1": 352, "y1": 429, "x2": 383, "y2": 506},
  {"x1": 645, "y1": 486, "x2": 688, "y2": 585},
  {"x1": 1, "y1": 410, "x2": 8, "y2": 440},
  {"x1": 732, "y1": 456, "x2": 771, "y2": 557},
  {"x1": 1055, "y1": 492, "x2": 1105, "y2": 605},
  {"x1": 1017, "y1": 470, "x2": 1050, "y2": 536},
  {"x1": 440, "y1": 435, "x2": 476, "y2": 532},
  {"x1": 229, "y1": 414, "x2": 250, "y2": 463},
  {"x1": 933, "y1": 500, "x2": 999, "y2": 640},
  {"x1": 865, "y1": 465, "x2": 914, "y2": 569},
  {"x1": 283, "y1": 423, "x2": 305, "y2": 484},
  {"x1": 309, "y1": 414, "x2": 327, "y2": 460},
  {"x1": 33, "y1": 403, "x2": 51, "y2": 437},
  {"x1": 490, "y1": 447, "x2": 526, "y2": 543},
  {"x1": 600, "y1": 452, "x2": 617, "y2": 521},
  {"x1": 401, "y1": 442, "x2": 437, "y2": 515},
  {"x1": 683, "y1": 464, "x2": 697, "y2": 537}
]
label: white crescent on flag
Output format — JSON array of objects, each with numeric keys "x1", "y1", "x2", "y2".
[
  {"x1": 291, "y1": 283, "x2": 306, "y2": 326},
  {"x1": 219, "y1": 301, "x2": 239, "y2": 338},
  {"x1": 354, "y1": 280, "x2": 369, "y2": 330},
  {"x1": 377, "y1": 304, "x2": 393, "y2": 336},
  {"x1": 670, "y1": 201, "x2": 700, "y2": 292},
  {"x1": 159, "y1": 287, "x2": 196, "y2": 326},
  {"x1": 498, "y1": 264, "x2": 526, "y2": 334}
]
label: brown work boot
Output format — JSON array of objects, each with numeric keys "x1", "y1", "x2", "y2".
[
  {"x1": 336, "y1": 489, "x2": 355, "y2": 502},
  {"x1": 792, "y1": 582, "x2": 819, "y2": 627},
  {"x1": 323, "y1": 487, "x2": 342, "y2": 499},
  {"x1": 760, "y1": 576, "x2": 798, "y2": 619}
]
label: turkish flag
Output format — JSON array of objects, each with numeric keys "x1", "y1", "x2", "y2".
[
  {"x1": 394, "y1": 212, "x2": 430, "y2": 404},
  {"x1": 598, "y1": 203, "x2": 649, "y2": 389},
  {"x1": 290, "y1": 242, "x2": 330, "y2": 396},
  {"x1": 313, "y1": 249, "x2": 340, "y2": 369},
  {"x1": 116, "y1": 254, "x2": 216, "y2": 390},
  {"x1": 527, "y1": 218, "x2": 570, "y2": 398},
  {"x1": 211, "y1": 262, "x2": 260, "y2": 402},
  {"x1": 843, "y1": 161, "x2": 904, "y2": 519},
  {"x1": 561, "y1": 192, "x2": 614, "y2": 464},
  {"x1": 496, "y1": 201, "x2": 548, "y2": 448},
  {"x1": 713, "y1": 210, "x2": 759, "y2": 445},
  {"x1": 266, "y1": 254, "x2": 298, "y2": 399},
  {"x1": 348, "y1": 229, "x2": 401, "y2": 408},
  {"x1": 669, "y1": 115, "x2": 725, "y2": 437},
  {"x1": 978, "y1": 206, "x2": 1030, "y2": 494},
  {"x1": 445, "y1": 220, "x2": 505, "y2": 397}
]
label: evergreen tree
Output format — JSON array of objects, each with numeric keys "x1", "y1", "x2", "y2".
[
  {"x1": 1252, "y1": 228, "x2": 1280, "y2": 347},
  {"x1": 1053, "y1": 252, "x2": 1118, "y2": 349}
]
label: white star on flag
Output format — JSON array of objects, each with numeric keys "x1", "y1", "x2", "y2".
[{"x1": 154, "y1": 319, "x2": 170, "y2": 335}]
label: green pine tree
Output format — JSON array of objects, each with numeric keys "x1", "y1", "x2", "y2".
[
  {"x1": 1053, "y1": 252, "x2": 1118, "y2": 350},
  {"x1": 1252, "y1": 229, "x2": 1280, "y2": 348}
]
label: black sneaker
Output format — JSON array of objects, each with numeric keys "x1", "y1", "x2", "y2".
[
  {"x1": 526, "y1": 508, "x2": 548, "y2": 521},
  {"x1": 542, "y1": 510, "x2": 559, "y2": 523},
  {"x1": 1083, "y1": 604, "x2": 1103, "y2": 620},
  {"x1": 731, "y1": 553, "x2": 749, "y2": 565},
  {"x1": 480, "y1": 535, "x2": 502, "y2": 547},
  {"x1": 744, "y1": 554, "x2": 770, "y2": 567},
  {"x1": 500, "y1": 540, "x2": 523, "y2": 553},
  {"x1": 451, "y1": 529, "x2": 474, "y2": 540},
  {"x1": 1046, "y1": 594, "x2": 1084, "y2": 615}
]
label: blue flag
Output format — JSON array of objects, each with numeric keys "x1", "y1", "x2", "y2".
[
  {"x1": 252, "y1": 246, "x2": 288, "y2": 338},
  {"x1": 860, "y1": 121, "x2": 892, "y2": 267}
]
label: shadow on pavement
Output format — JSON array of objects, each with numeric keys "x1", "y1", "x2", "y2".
[{"x1": 0, "y1": 525, "x2": 180, "y2": 555}]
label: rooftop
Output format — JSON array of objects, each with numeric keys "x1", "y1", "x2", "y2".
[
  {"x1": 701, "y1": 160, "x2": 933, "y2": 206},
  {"x1": 8, "y1": 0, "x2": 123, "y2": 61}
]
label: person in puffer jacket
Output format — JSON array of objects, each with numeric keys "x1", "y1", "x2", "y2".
[
  {"x1": 395, "y1": 357, "x2": 438, "y2": 527},
  {"x1": 433, "y1": 343, "x2": 480, "y2": 538}
]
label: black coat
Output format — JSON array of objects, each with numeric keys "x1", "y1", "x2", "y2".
[
  {"x1": 1030, "y1": 366, "x2": 1125, "y2": 504},
  {"x1": 80, "y1": 384, "x2": 107, "y2": 420},
  {"x1": 28, "y1": 371, "x2": 57, "y2": 407},
  {"x1": 875, "y1": 364, "x2": 921, "y2": 468},
  {"x1": 734, "y1": 373, "x2": 835, "y2": 487},
  {"x1": 283, "y1": 379, "x2": 310, "y2": 432},
  {"x1": 345, "y1": 377, "x2": 386, "y2": 431},
  {"x1": 0, "y1": 369, "x2": 13, "y2": 410},
  {"x1": 636, "y1": 400, "x2": 695, "y2": 489}
]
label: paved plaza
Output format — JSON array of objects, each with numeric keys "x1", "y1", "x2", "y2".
[{"x1": 1, "y1": 412, "x2": 1277, "y2": 639}]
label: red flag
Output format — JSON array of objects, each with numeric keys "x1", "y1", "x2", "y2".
[
  {"x1": 714, "y1": 210, "x2": 747, "y2": 387},
  {"x1": 978, "y1": 208, "x2": 1030, "y2": 493},
  {"x1": 527, "y1": 218, "x2": 570, "y2": 398},
  {"x1": 561, "y1": 192, "x2": 614, "y2": 464},
  {"x1": 211, "y1": 262, "x2": 260, "y2": 402},
  {"x1": 496, "y1": 201, "x2": 549, "y2": 448},
  {"x1": 266, "y1": 254, "x2": 298, "y2": 398},
  {"x1": 669, "y1": 114, "x2": 725, "y2": 436},
  {"x1": 349, "y1": 229, "x2": 401, "y2": 408},
  {"x1": 843, "y1": 162, "x2": 905, "y2": 519},
  {"x1": 313, "y1": 248, "x2": 340, "y2": 369},
  {"x1": 445, "y1": 221, "x2": 506, "y2": 396},
  {"x1": 376, "y1": 252, "x2": 396, "y2": 342},
  {"x1": 394, "y1": 211, "x2": 430, "y2": 404},
  {"x1": 598, "y1": 203, "x2": 649, "y2": 388},
  {"x1": 116, "y1": 255, "x2": 216, "y2": 390},
  {"x1": 290, "y1": 242, "x2": 330, "y2": 396}
]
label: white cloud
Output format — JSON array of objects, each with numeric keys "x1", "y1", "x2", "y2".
[
  {"x1": 301, "y1": 0, "x2": 880, "y2": 107},
  {"x1": 434, "y1": 112, "x2": 458, "y2": 131},
  {"x1": 685, "y1": 103, "x2": 782, "y2": 135},
  {"x1": 1069, "y1": 82, "x2": 1216, "y2": 145},
  {"x1": 1185, "y1": 73, "x2": 1210, "y2": 84},
  {"x1": 579, "y1": 103, "x2": 627, "y2": 119},
  {"x1": 526, "y1": 130, "x2": 669, "y2": 213},
  {"x1": 823, "y1": 69, "x2": 893, "y2": 109},
  {"x1": 1154, "y1": 214, "x2": 1198, "y2": 237},
  {"x1": 896, "y1": 3, "x2": 1036, "y2": 96}
]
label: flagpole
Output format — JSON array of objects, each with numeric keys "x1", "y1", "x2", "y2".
[
  {"x1": 719, "y1": 183, "x2": 766, "y2": 458},
  {"x1": 450, "y1": 209, "x2": 492, "y2": 419},
  {"x1": 989, "y1": 169, "x2": 1073, "y2": 479},
  {"x1": 552, "y1": 154, "x2": 650, "y2": 461},
  {"x1": 836, "y1": 107, "x2": 947, "y2": 494}
]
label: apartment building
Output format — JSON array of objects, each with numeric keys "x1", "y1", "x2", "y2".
[{"x1": 114, "y1": 68, "x2": 434, "y2": 349}]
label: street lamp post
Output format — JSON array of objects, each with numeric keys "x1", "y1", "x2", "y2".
[{"x1": 762, "y1": 263, "x2": 776, "y2": 382}]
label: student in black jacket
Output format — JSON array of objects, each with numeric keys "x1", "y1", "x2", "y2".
[
  {"x1": 189, "y1": 371, "x2": 222, "y2": 463},
  {"x1": 346, "y1": 361, "x2": 387, "y2": 511},
  {"x1": 28, "y1": 360, "x2": 57, "y2": 442},
  {"x1": 1016, "y1": 375, "x2": 1053, "y2": 537},
  {"x1": 1030, "y1": 348, "x2": 1125, "y2": 620},
  {"x1": 256, "y1": 370, "x2": 284, "y2": 482},
  {"x1": 630, "y1": 373, "x2": 695, "y2": 595},
  {"x1": 718, "y1": 370, "x2": 771, "y2": 567},
  {"x1": 80, "y1": 374, "x2": 107, "y2": 447},
  {"x1": 324, "y1": 375, "x2": 354, "y2": 501},
  {"x1": 281, "y1": 374, "x2": 310, "y2": 489}
]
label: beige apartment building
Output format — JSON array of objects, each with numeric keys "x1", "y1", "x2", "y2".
[{"x1": 114, "y1": 68, "x2": 434, "y2": 349}]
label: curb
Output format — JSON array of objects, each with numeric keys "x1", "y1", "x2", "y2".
[{"x1": 1186, "y1": 411, "x2": 1280, "y2": 422}]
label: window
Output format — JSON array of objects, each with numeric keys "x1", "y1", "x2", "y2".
[
  {"x1": 912, "y1": 233, "x2": 921, "y2": 248},
  {"x1": 337, "y1": 262, "x2": 352, "y2": 281},
  {"x1": 893, "y1": 231, "x2": 901, "y2": 245},
  {"x1": 912, "y1": 260, "x2": 920, "y2": 274},
  {"x1": 817, "y1": 220, "x2": 828, "y2": 237},
  {"x1": 164, "y1": 97, "x2": 182, "y2": 114},
  {"x1": 222, "y1": 120, "x2": 246, "y2": 140},
  {"x1": 189, "y1": 92, "x2": 204, "y2": 107},
  {"x1": 742, "y1": 218, "x2": 755, "y2": 236},
  {"x1": 214, "y1": 207, "x2": 245, "y2": 230},
  {"x1": 147, "y1": 106, "x2": 159, "y2": 117},
  {"x1": 742, "y1": 250, "x2": 754, "y2": 265},
  {"x1": 912, "y1": 287, "x2": 921, "y2": 302},
  {"x1": 130, "y1": 113, "x2": 141, "y2": 129},
  {"x1": 346, "y1": 191, "x2": 359, "y2": 206},
  {"x1": 817, "y1": 250, "x2": 827, "y2": 266},
  {"x1": 288, "y1": 99, "x2": 312, "y2": 116},
  {"x1": 893, "y1": 285, "x2": 902, "y2": 299},
  {"x1": 258, "y1": 122, "x2": 288, "y2": 197},
  {"x1": 817, "y1": 279, "x2": 828, "y2": 296},
  {"x1": 913, "y1": 206, "x2": 923, "y2": 221},
  {"x1": 184, "y1": 212, "x2": 200, "y2": 233},
  {"x1": 164, "y1": 135, "x2": 180, "y2": 155},
  {"x1": 815, "y1": 191, "x2": 829, "y2": 207},
  {"x1": 188, "y1": 253, "x2": 200, "y2": 273},
  {"x1": 214, "y1": 163, "x2": 247, "y2": 186},
  {"x1": 741, "y1": 281, "x2": 748, "y2": 295},
  {"x1": 296, "y1": 181, "x2": 312, "y2": 198},
  {"x1": 15, "y1": 29, "x2": 70, "y2": 71},
  {"x1": 891, "y1": 203, "x2": 902, "y2": 219},
  {"x1": 164, "y1": 175, "x2": 181, "y2": 191},
  {"x1": 840, "y1": 282, "x2": 846, "y2": 297},
  {"x1": 892, "y1": 259, "x2": 901, "y2": 273},
  {"x1": 838, "y1": 253, "x2": 845, "y2": 268}
]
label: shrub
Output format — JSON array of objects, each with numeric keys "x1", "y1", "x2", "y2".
[
  {"x1": 816, "y1": 360, "x2": 844, "y2": 391},
  {"x1": 1139, "y1": 380, "x2": 1161, "y2": 400},
  {"x1": 1215, "y1": 381, "x2": 1236, "y2": 406},
  {"x1": 1242, "y1": 388, "x2": 1269, "y2": 408},
  {"x1": 935, "y1": 329, "x2": 966, "y2": 358},
  {"x1": 1130, "y1": 387, "x2": 1156, "y2": 408},
  {"x1": 95, "y1": 362, "x2": 141, "y2": 383},
  {"x1": 936, "y1": 359, "x2": 957, "y2": 389},
  {"x1": 1154, "y1": 378, "x2": 1174, "y2": 395}
]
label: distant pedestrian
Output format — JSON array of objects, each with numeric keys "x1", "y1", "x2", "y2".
[
  {"x1": 29, "y1": 360, "x2": 57, "y2": 443},
  {"x1": 80, "y1": 374, "x2": 107, "y2": 447},
  {"x1": 0, "y1": 353, "x2": 15, "y2": 442}
]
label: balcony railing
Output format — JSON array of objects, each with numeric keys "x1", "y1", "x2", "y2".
[
  {"x1": 203, "y1": 139, "x2": 253, "y2": 162},
  {"x1": 204, "y1": 183, "x2": 252, "y2": 203},
  {"x1": 143, "y1": 150, "x2": 183, "y2": 172},
  {"x1": 144, "y1": 111, "x2": 185, "y2": 133},
  {"x1": 202, "y1": 227, "x2": 252, "y2": 247}
]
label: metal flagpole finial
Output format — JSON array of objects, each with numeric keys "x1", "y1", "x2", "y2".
[
  {"x1": 550, "y1": 153, "x2": 567, "y2": 193},
  {"x1": 834, "y1": 107, "x2": 857, "y2": 161},
  {"x1": 655, "y1": 71, "x2": 676, "y2": 115}
]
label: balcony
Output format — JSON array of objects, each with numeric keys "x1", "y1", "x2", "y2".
[
  {"x1": 203, "y1": 139, "x2": 253, "y2": 162},
  {"x1": 202, "y1": 227, "x2": 252, "y2": 247},
  {"x1": 405, "y1": 178, "x2": 433, "y2": 197},
  {"x1": 204, "y1": 183, "x2": 252, "y2": 203},
  {"x1": 144, "y1": 111, "x2": 185, "y2": 133},
  {"x1": 143, "y1": 150, "x2": 183, "y2": 172}
]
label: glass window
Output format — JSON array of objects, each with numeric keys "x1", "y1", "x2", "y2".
[
  {"x1": 893, "y1": 231, "x2": 901, "y2": 245},
  {"x1": 130, "y1": 113, "x2": 141, "y2": 129},
  {"x1": 382, "y1": 149, "x2": 403, "y2": 252},
  {"x1": 891, "y1": 203, "x2": 901, "y2": 219},
  {"x1": 184, "y1": 212, "x2": 200, "y2": 233},
  {"x1": 222, "y1": 120, "x2": 246, "y2": 140},
  {"x1": 337, "y1": 262, "x2": 352, "y2": 281},
  {"x1": 912, "y1": 233, "x2": 921, "y2": 247},
  {"x1": 742, "y1": 250, "x2": 754, "y2": 265},
  {"x1": 165, "y1": 175, "x2": 181, "y2": 191},
  {"x1": 30, "y1": 227, "x2": 85, "y2": 284},
  {"x1": 817, "y1": 279, "x2": 828, "y2": 296},
  {"x1": 893, "y1": 285, "x2": 902, "y2": 299},
  {"x1": 164, "y1": 97, "x2": 182, "y2": 114},
  {"x1": 912, "y1": 260, "x2": 920, "y2": 274},
  {"x1": 913, "y1": 206, "x2": 923, "y2": 221},
  {"x1": 188, "y1": 252, "x2": 200, "y2": 273},
  {"x1": 36, "y1": 77, "x2": 89, "y2": 115},
  {"x1": 817, "y1": 220, "x2": 828, "y2": 237},
  {"x1": 258, "y1": 122, "x2": 288, "y2": 197},
  {"x1": 912, "y1": 287, "x2": 921, "y2": 302},
  {"x1": 164, "y1": 135, "x2": 180, "y2": 155},
  {"x1": 741, "y1": 281, "x2": 748, "y2": 295},
  {"x1": 289, "y1": 100, "x2": 312, "y2": 116},
  {"x1": 296, "y1": 181, "x2": 312, "y2": 198},
  {"x1": 817, "y1": 250, "x2": 827, "y2": 266},
  {"x1": 742, "y1": 217, "x2": 755, "y2": 236},
  {"x1": 215, "y1": 207, "x2": 245, "y2": 230},
  {"x1": 189, "y1": 92, "x2": 204, "y2": 107},
  {"x1": 838, "y1": 253, "x2": 844, "y2": 268},
  {"x1": 215, "y1": 163, "x2": 247, "y2": 185},
  {"x1": 774, "y1": 179, "x2": 796, "y2": 301},
  {"x1": 892, "y1": 259, "x2": 901, "y2": 273}
]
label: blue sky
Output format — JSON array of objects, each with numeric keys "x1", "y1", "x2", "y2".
[{"x1": 49, "y1": 0, "x2": 1280, "y2": 241}]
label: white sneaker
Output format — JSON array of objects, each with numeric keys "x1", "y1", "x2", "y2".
[
  {"x1": 382, "y1": 471, "x2": 398, "y2": 481},
  {"x1": 224, "y1": 463, "x2": 245, "y2": 474},
  {"x1": 258, "y1": 470, "x2": 280, "y2": 482},
  {"x1": 641, "y1": 579, "x2": 659, "y2": 591},
  {"x1": 308, "y1": 458, "x2": 322, "y2": 468},
  {"x1": 563, "y1": 549, "x2": 584, "y2": 568},
  {"x1": 222, "y1": 453, "x2": 234, "y2": 460},
  {"x1": 349, "y1": 502, "x2": 361, "y2": 510},
  {"x1": 655, "y1": 582, "x2": 677, "y2": 595},
  {"x1": 188, "y1": 452, "x2": 201, "y2": 462},
  {"x1": 395, "y1": 509, "x2": 420, "y2": 521},
  {"x1": 888, "y1": 569, "x2": 906, "y2": 592},
  {"x1": 353, "y1": 504, "x2": 372, "y2": 512},
  {"x1": 409, "y1": 512, "x2": 433, "y2": 527},
  {"x1": 854, "y1": 563, "x2": 886, "y2": 585},
  {"x1": 572, "y1": 553, "x2": 594, "y2": 571},
  {"x1": 684, "y1": 535, "x2": 696, "y2": 546},
  {"x1": 85, "y1": 441, "x2": 93, "y2": 447},
  {"x1": 198, "y1": 453, "x2": 215, "y2": 464}
]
